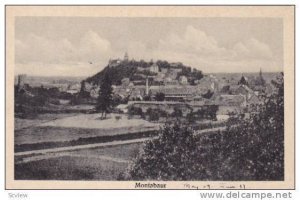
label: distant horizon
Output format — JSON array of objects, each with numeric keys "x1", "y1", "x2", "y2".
[{"x1": 15, "y1": 70, "x2": 283, "y2": 79}]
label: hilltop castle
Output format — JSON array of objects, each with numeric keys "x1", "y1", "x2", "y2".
[{"x1": 109, "y1": 52, "x2": 130, "y2": 67}]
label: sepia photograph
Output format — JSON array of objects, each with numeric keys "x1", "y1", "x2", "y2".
[{"x1": 5, "y1": 5, "x2": 295, "y2": 189}]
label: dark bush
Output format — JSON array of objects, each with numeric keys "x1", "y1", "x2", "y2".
[
  {"x1": 155, "y1": 92, "x2": 165, "y2": 101},
  {"x1": 171, "y1": 107, "x2": 183, "y2": 118},
  {"x1": 128, "y1": 106, "x2": 144, "y2": 117}
]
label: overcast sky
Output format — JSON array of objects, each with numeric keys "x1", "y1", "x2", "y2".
[{"x1": 15, "y1": 17, "x2": 283, "y2": 77}]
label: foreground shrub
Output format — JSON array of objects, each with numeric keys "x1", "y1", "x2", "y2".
[{"x1": 125, "y1": 73, "x2": 284, "y2": 181}]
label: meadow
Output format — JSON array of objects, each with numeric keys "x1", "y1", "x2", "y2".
[{"x1": 15, "y1": 143, "x2": 142, "y2": 180}]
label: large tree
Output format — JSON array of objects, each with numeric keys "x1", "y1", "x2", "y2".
[
  {"x1": 96, "y1": 72, "x2": 113, "y2": 119},
  {"x1": 128, "y1": 121, "x2": 202, "y2": 180},
  {"x1": 220, "y1": 73, "x2": 284, "y2": 180}
]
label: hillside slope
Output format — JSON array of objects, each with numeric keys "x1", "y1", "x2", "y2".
[{"x1": 85, "y1": 60, "x2": 203, "y2": 86}]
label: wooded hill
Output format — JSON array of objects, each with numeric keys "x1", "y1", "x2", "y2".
[{"x1": 85, "y1": 60, "x2": 204, "y2": 86}]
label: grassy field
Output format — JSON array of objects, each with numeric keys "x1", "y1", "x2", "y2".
[
  {"x1": 15, "y1": 113, "x2": 76, "y2": 130},
  {"x1": 15, "y1": 155, "x2": 128, "y2": 180},
  {"x1": 69, "y1": 143, "x2": 142, "y2": 161},
  {"x1": 15, "y1": 113, "x2": 160, "y2": 146},
  {"x1": 15, "y1": 143, "x2": 142, "y2": 180},
  {"x1": 14, "y1": 111, "x2": 226, "y2": 180},
  {"x1": 38, "y1": 113, "x2": 158, "y2": 129}
]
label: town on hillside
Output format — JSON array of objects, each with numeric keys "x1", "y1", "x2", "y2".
[
  {"x1": 14, "y1": 52, "x2": 283, "y2": 181},
  {"x1": 15, "y1": 52, "x2": 278, "y2": 122},
  {"x1": 10, "y1": 7, "x2": 291, "y2": 186}
]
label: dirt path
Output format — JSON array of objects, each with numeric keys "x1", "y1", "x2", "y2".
[
  {"x1": 194, "y1": 126, "x2": 226, "y2": 135},
  {"x1": 16, "y1": 152, "x2": 130, "y2": 164},
  {"x1": 15, "y1": 126, "x2": 226, "y2": 158}
]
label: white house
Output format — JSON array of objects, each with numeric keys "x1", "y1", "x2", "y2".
[
  {"x1": 179, "y1": 75, "x2": 188, "y2": 85},
  {"x1": 150, "y1": 63, "x2": 159, "y2": 73}
]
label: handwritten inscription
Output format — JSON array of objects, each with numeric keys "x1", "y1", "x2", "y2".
[{"x1": 183, "y1": 183, "x2": 246, "y2": 190}]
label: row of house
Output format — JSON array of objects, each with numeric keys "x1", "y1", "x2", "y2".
[
  {"x1": 114, "y1": 72, "x2": 271, "y2": 121},
  {"x1": 85, "y1": 74, "x2": 262, "y2": 105},
  {"x1": 136, "y1": 63, "x2": 187, "y2": 85},
  {"x1": 119, "y1": 94, "x2": 247, "y2": 121}
]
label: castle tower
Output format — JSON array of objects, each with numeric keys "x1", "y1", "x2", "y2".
[{"x1": 124, "y1": 52, "x2": 129, "y2": 61}]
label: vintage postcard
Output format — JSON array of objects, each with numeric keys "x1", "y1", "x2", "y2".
[{"x1": 5, "y1": 5, "x2": 295, "y2": 189}]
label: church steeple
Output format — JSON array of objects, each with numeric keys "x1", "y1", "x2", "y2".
[
  {"x1": 256, "y1": 68, "x2": 265, "y2": 86},
  {"x1": 259, "y1": 68, "x2": 262, "y2": 78}
]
